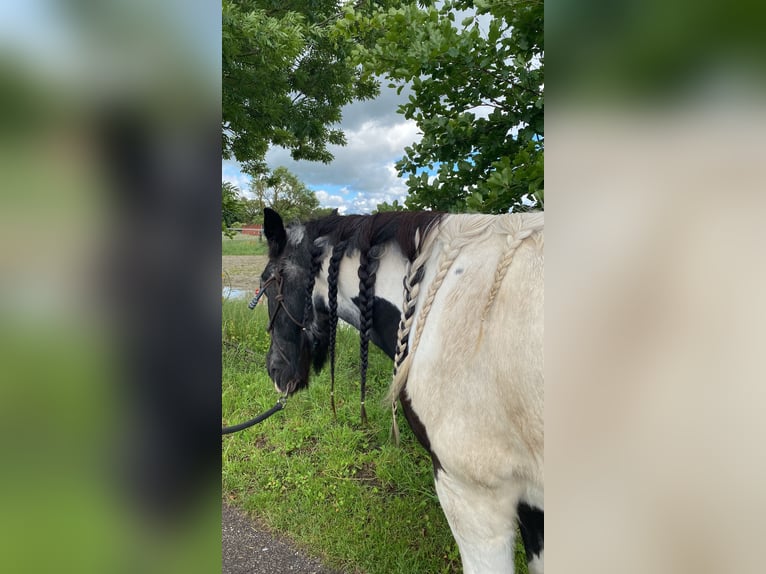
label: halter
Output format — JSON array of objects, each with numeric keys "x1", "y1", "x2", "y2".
[
  {"x1": 251, "y1": 269, "x2": 312, "y2": 386},
  {"x1": 251, "y1": 272, "x2": 307, "y2": 332}
]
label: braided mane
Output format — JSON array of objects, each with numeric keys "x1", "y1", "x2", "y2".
[
  {"x1": 386, "y1": 213, "x2": 545, "y2": 417},
  {"x1": 302, "y1": 211, "x2": 443, "y2": 423},
  {"x1": 305, "y1": 211, "x2": 444, "y2": 261},
  {"x1": 326, "y1": 240, "x2": 347, "y2": 416}
]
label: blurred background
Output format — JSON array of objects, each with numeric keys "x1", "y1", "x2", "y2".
[
  {"x1": 0, "y1": 2, "x2": 221, "y2": 573},
  {"x1": 547, "y1": 0, "x2": 766, "y2": 572}
]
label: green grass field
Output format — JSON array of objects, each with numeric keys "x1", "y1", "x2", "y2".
[
  {"x1": 222, "y1": 234, "x2": 268, "y2": 256},
  {"x1": 222, "y1": 298, "x2": 528, "y2": 573}
]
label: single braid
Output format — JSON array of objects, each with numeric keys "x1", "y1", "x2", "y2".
[
  {"x1": 393, "y1": 266, "x2": 424, "y2": 373},
  {"x1": 388, "y1": 234, "x2": 426, "y2": 445},
  {"x1": 480, "y1": 227, "x2": 536, "y2": 322},
  {"x1": 327, "y1": 240, "x2": 347, "y2": 418},
  {"x1": 302, "y1": 241, "x2": 327, "y2": 327},
  {"x1": 409, "y1": 233, "x2": 461, "y2": 359},
  {"x1": 357, "y1": 244, "x2": 384, "y2": 425},
  {"x1": 392, "y1": 229, "x2": 427, "y2": 378}
]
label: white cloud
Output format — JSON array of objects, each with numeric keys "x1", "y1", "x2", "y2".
[
  {"x1": 226, "y1": 83, "x2": 422, "y2": 214},
  {"x1": 222, "y1": 160, "x2": 251, "y2": 195},
  {"x1": 314, "y1": 190, "x2": 349, "y2": 214},
  {"x1": 265, "y1": 115, "x2": 420, "y2": 203}
]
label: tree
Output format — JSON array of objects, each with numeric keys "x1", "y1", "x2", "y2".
[
  {"x1": 222, "y1": 0, "x2": 381, "y2": 170},
  {"x1": 222, "y1": 181, "x2": 247, "y2": 227},
  {"x1": 373, "y1": 199, "x2": 406, "y2": 213},
  {"x1": 310, "y1": 207, "x2": 338, "y2": 218},
  {"x1": 248, "y1": 166, "x2": 321, "y2": 223},
  {"x1": 341, "y1": 0, "x2": 544, "y2": 213},
  {"x1": 239, "y1": 197, "x2": 263, "y2": 225}
]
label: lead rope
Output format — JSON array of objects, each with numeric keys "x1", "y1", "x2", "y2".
[
  {"x1": 222, "y1": 395, "x2": 287, "y2": 435},
  {"x1": 223, "y1": 271, "x2": 300, "y2": 436}
]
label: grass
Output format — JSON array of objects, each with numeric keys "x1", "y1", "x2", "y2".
[
  {"x1": 222, "y1": 298, "x2": 529, "y2": 573},
  {"x1": 222, "y1": 234, "x2": 269, "y2": 256}
]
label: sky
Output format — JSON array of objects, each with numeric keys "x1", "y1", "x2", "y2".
[{"x1": 222, "y1": 83, "x2": 423, "y2": 215}]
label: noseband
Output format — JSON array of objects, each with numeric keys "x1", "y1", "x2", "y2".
[{"x1": 255, "y1": 272, "x2": 307, "y2": 332}]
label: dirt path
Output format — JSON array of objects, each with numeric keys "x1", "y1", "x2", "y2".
[
  {"x1": 222, "y1": 255, "x2": 268, "y2": 293},
  {"x1": 222, "y1": 502, "x2": 347, "y2": 574}
]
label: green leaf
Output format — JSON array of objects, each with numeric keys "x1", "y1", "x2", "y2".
[{"x1": 322, "y1": 0, "x2": 543, "y2": 213}]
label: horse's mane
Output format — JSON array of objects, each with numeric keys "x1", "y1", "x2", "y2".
[
  {"x1": 296, "y1": 211, "x2": 443, "y2": 423},
  {"x1": 304, "y1": 211, "x2": 444, "y2": 261}
]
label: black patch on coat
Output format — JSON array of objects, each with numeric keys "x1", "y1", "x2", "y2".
[
  {"x1": 517, "y1": 502, "x2": 544, "y2": 562},
  {"x1": 351, "y1": 295, "x2": 400, "y2": 360},
  {"x1": 310, "y1": 298, "x2": 332, "y2": 373},
  {"x1": 398, "y1": 389, "x2": 443, "y2": 477}
]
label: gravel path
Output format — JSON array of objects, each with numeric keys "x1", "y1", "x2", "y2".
[{"x1": 222, "y1": 503, "x2": 347, "y2": 574}]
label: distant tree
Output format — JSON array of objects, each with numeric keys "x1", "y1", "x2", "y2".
[
  {"x1": 240, "y1": 198, "x2": 263, "y2": 225},
  {"x1": 248, "y1": 166, "x2": 321, "y2": 223},
  {"x1": 373, "y1": 199, "x2": 407, "y2": 213},
  {"x1": 222, "y1": 181, "x2": 248, "y2": 227},
  {"x1": 222, "y1": 0, "x2": 382, "y2": 172},
  {"x1": 310, "y1": 207, "x2": 338, "y2": 219},
  {"x1": 340, "y1": 0, "x2": 544, "y2": 213}
]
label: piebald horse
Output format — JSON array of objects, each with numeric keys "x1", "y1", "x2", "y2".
[{"x1": 258, "y1": 208, "x2": 544, "y2": 574}]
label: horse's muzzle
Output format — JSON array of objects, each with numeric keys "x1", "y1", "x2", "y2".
[{"x1": 268, "y1": 370, "x2": 305, "y2": 396}]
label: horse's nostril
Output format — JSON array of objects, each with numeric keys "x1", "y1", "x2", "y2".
[{"x1": 268, "y1": 363, "x2": 284, "y2": 384}]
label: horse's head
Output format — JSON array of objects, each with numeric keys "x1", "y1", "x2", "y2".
[{"x1": 260, "y1": 208, "x2": 330, "y2": 395}]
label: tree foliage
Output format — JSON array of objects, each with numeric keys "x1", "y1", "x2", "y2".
[
  {"x1": 222, "y1": 181, "x2": 248, "y2": 227},
  {"x1": 248, "y1": 166, "x2": 322, "y2": 223},
  {"x1": 223, "y1": 168, "x2": 326, "y2": 229},
  {"x1": 341, "y1": 0, "x2": 544, "y2": 213},
  {"x1": 373, "y1": 199, "x2": 407, "y2": 213},
  {"x1": 222, "y1": 0, "x2": 381, "y2": 170}
]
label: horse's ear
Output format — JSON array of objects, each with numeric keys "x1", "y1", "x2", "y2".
[{"x1": 264, "y1": 208, "x2": 287, "y2": 257}]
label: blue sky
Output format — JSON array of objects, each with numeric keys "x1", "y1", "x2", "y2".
[{"x1": 223, "y1": 83, "x2": 424, "y2": 214}]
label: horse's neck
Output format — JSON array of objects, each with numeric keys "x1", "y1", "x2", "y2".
[{"x1": 315, "y1": 242, "x2": 409, "y2": 357}]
